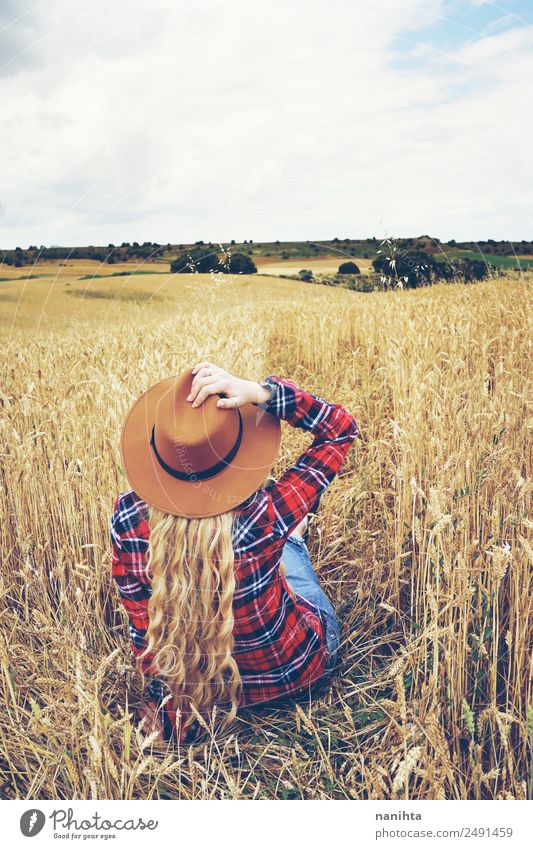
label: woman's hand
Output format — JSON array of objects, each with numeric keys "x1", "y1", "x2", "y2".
[
  {"x1": 187, "y1": 361, "x2": 270, "y2": 409},
  {"x1": 138, "y1": 699, "x2": 166, "y2": 743}
]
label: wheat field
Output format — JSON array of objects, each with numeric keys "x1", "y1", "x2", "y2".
[{"x1": 0, "y1": 263, "x2": 531, "y2": 800}]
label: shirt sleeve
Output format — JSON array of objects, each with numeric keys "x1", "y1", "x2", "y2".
[
  {"x1": 110, "y1": 497, "x2": 154, "y2": 675},
  {"x1": 253, "y1": 375, "x2": 359, "y2": 541}
]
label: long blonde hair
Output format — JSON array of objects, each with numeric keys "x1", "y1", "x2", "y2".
[{"x1": 138, "y1": 505, "x2": 243, "y2": 740}]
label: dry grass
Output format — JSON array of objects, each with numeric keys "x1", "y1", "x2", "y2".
[{"x1": 0, "y1": 263, "x2": 531, "y2": 800}]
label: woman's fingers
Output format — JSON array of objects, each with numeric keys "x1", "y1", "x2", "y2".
[
  {"x1": 192, "y1": 378, "x2": 228, "y2": 408},
  {"x1": 191, "y1": 361, "x2": 220, "y2": 378},
  {"x1": 190, "y1": 365, "x2": 214, "y2": 390},
  {"x1": 188, "y1": 374, "x2": 214, "y2": 403},
  {"x1": 191, "y1": 361, "x2": 213, "y2": 374},
  {"x1": 188, "y1": 374, "x2": 219, "y2": 405},
  {"x1": 139, "y1": 702, "x2": 165, "y2": 738},
  {"x1": 187, "y1": 363, "x2": 246, "y2": 409},
  {"x1": 189, "y1": 365, "x2": 224, "y2": 398},
  {"x1": 139, "y1": 703, "x2": 156, "y2": 723}
]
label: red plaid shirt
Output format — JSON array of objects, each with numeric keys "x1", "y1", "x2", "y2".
[{"x1": 110, "y1": 374, "x2": 358, "y2": 744}]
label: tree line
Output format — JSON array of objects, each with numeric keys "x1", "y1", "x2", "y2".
[
  {"x1": 1, "y1": 242, "x2": 168, "y2": 267},
  {"x1": 170, "y1": 246, "x2": 257, "y2": 275}
]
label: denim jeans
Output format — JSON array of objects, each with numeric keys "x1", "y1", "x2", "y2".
[{"x1": 281, "y1": 533, "x2": 342, "y2": 683}]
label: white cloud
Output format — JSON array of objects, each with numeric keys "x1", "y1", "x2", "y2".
[{"x1": 0, "y1": 0, "x2": 531, "y2": 247}]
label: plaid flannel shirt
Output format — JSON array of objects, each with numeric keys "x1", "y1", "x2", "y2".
[{"x1": 110, "y1": 374, "x2": 359, "y2": 744}]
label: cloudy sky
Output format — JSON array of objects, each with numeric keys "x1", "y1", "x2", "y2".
[{"x1": 1, "y1": 0, "x2": 532, "y2": 248}]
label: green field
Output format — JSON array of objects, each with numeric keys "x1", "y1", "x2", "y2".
[{"x1": 441, "y1": 249, "x2": 533, "y2": 269}]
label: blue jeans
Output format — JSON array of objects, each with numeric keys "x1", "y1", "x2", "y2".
[{"x1": 281, "y1": 533, "x2": 342, "y2": 682}]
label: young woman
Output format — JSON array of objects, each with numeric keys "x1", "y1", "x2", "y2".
[{"x1": 110, "y1": 361, "x2": 358, "y2": 745}]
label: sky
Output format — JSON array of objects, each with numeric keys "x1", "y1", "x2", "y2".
[{"x1": 0, "y1": 0, "x2": 532, "y2": 248}]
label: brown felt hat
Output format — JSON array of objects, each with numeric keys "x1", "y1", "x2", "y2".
[{"x1": 120, "y1": 366, "x2": 281, "y2": 518}]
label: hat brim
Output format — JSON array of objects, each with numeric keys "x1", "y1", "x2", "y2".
[{"x1": 119, "y1": 370, "x2": 281, "y2": 518}]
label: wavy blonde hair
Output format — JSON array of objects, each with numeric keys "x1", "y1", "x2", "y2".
[{"x1": 138, "y1": 505, "x2": 243, "y2": 740}]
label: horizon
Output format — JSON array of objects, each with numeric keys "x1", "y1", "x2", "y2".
[{"x1": 2, "y1": 233, "x2": 532, "y2": 253}]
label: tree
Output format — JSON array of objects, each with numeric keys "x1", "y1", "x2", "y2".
[
  {"x1": 436, "y1": 256, "x2": 491, "y2": 283},
  {"x1": 338, "y1": 261, "x2": 360, "y2": 275},
  {"x1": 170, "y1": 246, "x2": 220, "y2": 273},
  {"x1": 456, "y1": 258, "x2": 491, "y2": 281},
  {"x1": 298, "y1": 269, "x2": 314, "y2": 282},
  {"x1": 373, "y1": 249, "x2": 437, "y2": 288},
  {"x1": 218, "y1": 252, "x2": 257, "y2": 274}
]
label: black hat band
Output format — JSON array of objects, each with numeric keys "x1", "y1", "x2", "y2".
[{"x1": 149, "y1": 409, "x2": 243, "y2": 482}]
